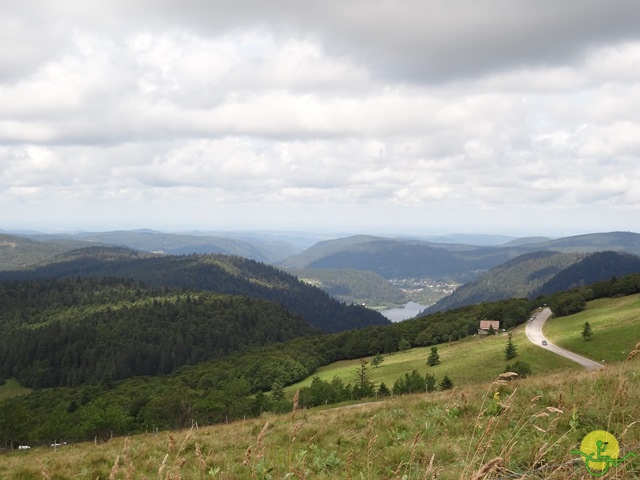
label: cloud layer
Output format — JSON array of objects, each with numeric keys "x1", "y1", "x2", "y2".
[{"x1": 1, "y1": 1, "x2": 640, "y2": 234}]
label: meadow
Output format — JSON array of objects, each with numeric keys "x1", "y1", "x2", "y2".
[
  {"x1": 285, "y1": 322, "x2": 582, "y2": 394},
  {"x1": 543, "y1": 294, "x2": 640, "y2": 362}
]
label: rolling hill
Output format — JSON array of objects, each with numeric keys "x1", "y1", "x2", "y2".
[
  {"x1": 0, "y1": 246, "x2": 389, "y2": 333},
  {"x1": 0, "y1": 277, "x2": 319, "y2": 388},
  {"x1": 278, "y1": 231, "x2": 640, "y2": 282},
  {"x1": 18, "y1": 229, "x2": 308, "y2": 264}
]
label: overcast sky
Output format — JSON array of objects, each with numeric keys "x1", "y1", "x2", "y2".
[{"x1": 2, "y1": 1, "x2": 640, "y2": 236}]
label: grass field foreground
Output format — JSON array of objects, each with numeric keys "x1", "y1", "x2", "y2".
[{"x1": 2, "y1": 361, "x2": 639, "y2": 479}]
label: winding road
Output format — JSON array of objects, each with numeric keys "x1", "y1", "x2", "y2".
[{"x1": 525, "y1": 308, "x2": 604, "y2": 371}]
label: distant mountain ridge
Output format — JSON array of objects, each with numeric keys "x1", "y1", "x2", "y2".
[
  {"x1": 0, "y1": 229, "x2": 331, "y2": 269},
  {"x1": 279, "y1": 231, "x2": 640, "y2": 282}
]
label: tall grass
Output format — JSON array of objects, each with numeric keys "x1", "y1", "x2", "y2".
[{"x1": 3, "y1": 360, "x2": 638, "y2": 479}]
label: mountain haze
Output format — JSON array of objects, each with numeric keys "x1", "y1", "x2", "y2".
[{"x1": 279, "y1": 231, "x2": 640, "y2": 282}]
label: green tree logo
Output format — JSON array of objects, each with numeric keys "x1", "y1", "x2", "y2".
[{"x1": 571, "y1": 430, "x2": 636, "y2": 476}]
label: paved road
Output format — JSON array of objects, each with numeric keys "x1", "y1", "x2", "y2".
[{"x1": 525, "y1": 307, "x2": 604, "y2": 371}]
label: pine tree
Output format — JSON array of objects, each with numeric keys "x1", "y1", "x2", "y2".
[
  {"x1": 377, "y1": 382, "x2": 390, "y2": 397},
  {"x1": 371, "y1": 353, "x2": 384, "y2": 368},
  {"x1": 427, "y1": 346, "x2": 440, "y2": 366},
  {"x1": 398, "y1": 337, "x2": 411, "y2": 353},
  {"x1": 353, "y1": 359, "x2": 374, "y2": 398},
  {"x1": 582, "y1": 321, "x2": 593, "y2": 341},
  {"x1": 439, "y1": 375, "x2": 453, "y2": 391},
  {"x1": 425, "y1": 373, "x2": 437, "y2": 392},
  {"x1": 504, "y1": 333, "x2": 517, "y2": 361},
  {"x1": 271, "y1": 379, "x2": 285, "y2": 401}
]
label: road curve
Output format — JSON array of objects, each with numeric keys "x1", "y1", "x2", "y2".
[{"x1": 525, "y1": 308, "x2": 604, "y2": 371}]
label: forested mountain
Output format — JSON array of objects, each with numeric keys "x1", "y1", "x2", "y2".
[
  {"x1": 534, "y1": 251, "x2": 640, "y2": 297},
  {"x1": 0, "y1": 247, "x2": 389, "y2": 333},
  {"x1": 291, "y1": 268, "x2": 407, "y2": 306},
  {"x1": 281, "y1": 237, "x2": 511, "y2": 281},
  {"x1": 0, "y1": 278, "x2": 318, "y2": 388},
  {"x1": 427, "y1": 250, "x2": 640, "y2": 313},
  {"x1": 278, "y1": 231, "x2": 640, "y2": 282},
  {"x1": 0, "y1": 234, "x2": 91, "y2": 270}
]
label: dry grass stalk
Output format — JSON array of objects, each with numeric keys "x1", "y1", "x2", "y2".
[
  {"x1": 470, "y1": 456, "x2": 502, "y2": 480},
  {"x1": 244, "y1": 420, "x2": 271, "y2": 476},
  {"x1": 620, "y1": 420, "x2": 637, "y2": 438},
  {"x1": 291, "y1": 390, "x2": 299, "y2": 420},
  {"x1": 158, "y1": 453, "x2": 169, "y2": 478},
  {"x1": 242, "y1": 445, "x2": 252, "y2": 468},
  {"x1": 392, "y1": 432, "x2": 423, "y2": 478},
  {"x1": 39, "y1": 462, "x2": 51, "y2": 480},
  {"x1": 109, "y1": 454, "x2": 120, "y2": 480},
  {"x1": 195, "y1": 442, "x2": 207, "y2": 471},
  {"x1": 290, "y1": 420, "x2": 303, "y2": 443},
  {"x1": 124, "y1": 437, "x2": 134, "y2": 480},
  {"x1": 423, "y1": 453, "x2": 436, "y2": 479},
  {"x1": 256, "y1": 420, "x2": 270, "y2": 461},
  {"x1": 345, "y1": 450, "x2": 354, "y2": 480},
  {"x1": 177, "y1": 432, "x2": 192, "y2": 455},
  {"x1": 288, "y1": 394, "x2": 304, "y2": 474}
]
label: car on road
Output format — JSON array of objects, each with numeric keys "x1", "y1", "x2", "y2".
[{"x1": 542, "y1": 340, "x2": 547, "y2": 346}]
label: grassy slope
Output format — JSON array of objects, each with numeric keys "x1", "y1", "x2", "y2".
[
  {"x1": 286, "y1": 325, "x2": 581, "y2": 393},
  {"x1": 288, "y1": 294, "x2": 640, "y2": 393},
  {"x1": 0, "y1": 378, "x2": 31, "y2": 400},
  {"x1": 543, "y1": 294, "x2": 640, "y2": 362},
  {"x1": 3, "y1": 363, "x2": 639, "y2": 479}
]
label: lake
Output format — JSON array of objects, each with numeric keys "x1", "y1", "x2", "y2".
[{"x1": 379, "y1": 301, "x2": 427, "y2": 322}]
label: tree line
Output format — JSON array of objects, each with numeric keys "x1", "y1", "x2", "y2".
[{"x1": 1, "y1": 272, "x2": 639, "y2": 448}]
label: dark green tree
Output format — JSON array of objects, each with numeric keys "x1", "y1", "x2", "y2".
[
  {"x1": 371, "y1": 353, "x2": 384, "y2": 368},
  {"x1": 439, "y1": 375, "x2": 453, "y2": 391},
  {"x1": 504, "y1": 361, "x2": 531, "y2": 378},
  {"x1": 427, "y1": 346, "x2": 440, "y2": 366},
  {"x1": 582, "y1": 321, "x2": 593, "y2": 341},
  {"x1": 488, "y1": 324, "x2": 496, "y2": 335},
  {"x1": 377, "y1": 382, "x2": 390, "y2": 397},
  {"x1": 504, "y1": 333, "x2": 517, "y2": 361},
  {"x1": 271, "y1": 379, "x2": 285, "y2": 401},
  {"x1": 353, "y1": 359, "x2": 374, "y2": 399},
  {"x1": 425, "y1": 373, "x2": 437, "y2": 393},
  {"x1": 398, "y1": 337, "x2": 411, "y2": 353}
]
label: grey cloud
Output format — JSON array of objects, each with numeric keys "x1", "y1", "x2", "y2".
[{"x1": 118, "y1": 0, "x2": 640, "y2": 82}]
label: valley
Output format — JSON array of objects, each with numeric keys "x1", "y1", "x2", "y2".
[{"x1": 0, "y1": 229, "x2": 639, "y2": 478}]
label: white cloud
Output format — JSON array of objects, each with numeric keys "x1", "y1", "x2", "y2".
[{"x1": 1, "y1": 1, "x2": 640, "y2": 235}]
